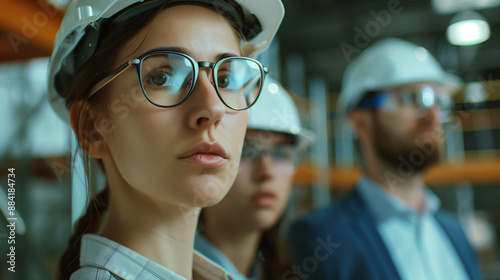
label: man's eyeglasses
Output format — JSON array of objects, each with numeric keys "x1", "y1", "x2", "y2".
[
  {"x1": 357, "y1": 84, "x2": 452, "y2": 122},
  {"x1": 89, "y1": 50, "x2": 269, "y2": 111}
]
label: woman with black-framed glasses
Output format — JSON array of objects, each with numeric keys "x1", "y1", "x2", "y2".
[{"x1": 46, "y1": 1, "x2": 284, "y2": 280}]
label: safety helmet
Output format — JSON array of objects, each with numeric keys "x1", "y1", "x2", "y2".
[
  {"x1": 338, "y1": 37, "x2": 451, "y2": 117},
  {"x1": 247, "y1": 77, "x2": 313, "y2": 150},
  {"x1": 47, "y1": 0, "x2": 285, "y2": 123}
]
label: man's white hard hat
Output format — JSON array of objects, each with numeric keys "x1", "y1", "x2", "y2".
[
  {"x1": 248, "y1": 77, "x2": 314, "y2": 150},
  {"x1": 338, "y1": 37, "x2": 454, "y2": 117},
  {"x1": 47, "y1": 0, "x2": 285, "y2": 123}
]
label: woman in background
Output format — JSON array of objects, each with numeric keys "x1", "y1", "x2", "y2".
[{"x1": 196, "y1": 77, "x2": 313, "y2": 280}]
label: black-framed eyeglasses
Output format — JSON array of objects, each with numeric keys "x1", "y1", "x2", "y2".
[{"x1": 88, "y1": 50, "x2": 269, "y2": 111}]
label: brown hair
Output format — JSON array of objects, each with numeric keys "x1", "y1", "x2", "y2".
[
  {"x1": 259, "y1": 222, "x2": 299, "y2": 280},
  {"x1": 58, "y1": 3, "x2": 244, "y2": 280},
  {"x1": 58, "y1": 8, "x2": 161, "y2": 280}
]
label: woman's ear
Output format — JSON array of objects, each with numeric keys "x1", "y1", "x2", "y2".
[{"x1": 69, "y1": 102, "x2": 109, "y2": 159}]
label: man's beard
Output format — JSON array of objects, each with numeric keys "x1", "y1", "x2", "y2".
[{"x1": 372, "y1": 114, "x2": 441, "y2": 173}]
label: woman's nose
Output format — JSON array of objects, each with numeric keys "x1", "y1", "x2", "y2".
[{"x1": 187, "y1": 70, "x2": 225, "y2": 129}]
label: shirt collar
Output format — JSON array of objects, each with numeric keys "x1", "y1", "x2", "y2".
[
  {"x1": 357, "y1": 176, "x2": 441, "y2": 224},
  {"x1": 80, "y1": 234, "x2": 233, "y2": 280},
  {"x1": 195, "y1": 234, "x2": 260, "y2": 280}
]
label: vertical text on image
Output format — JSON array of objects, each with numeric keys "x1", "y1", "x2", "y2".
[{"x1": 6, "y1": 168, "x2": 17, "y2": 273}]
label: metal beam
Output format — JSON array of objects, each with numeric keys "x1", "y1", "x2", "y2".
[{"x1": 0, "y1": 0, "x2": 63, "y2": 61}]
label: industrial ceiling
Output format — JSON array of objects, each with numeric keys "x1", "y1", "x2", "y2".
[
  {"x1": 2, "y1": 0, "x2": 500, "y2": 96},
  {"x1": 277, "y1": 0, "x2": 500, "y2": 95}
]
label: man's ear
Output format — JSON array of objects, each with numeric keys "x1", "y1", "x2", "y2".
[
  {"x1": 347, "y1": 109, "x2": 372, "y2": 140},
  {"x1": 69, "y1": 102, "x2": 109, "y2": 159}
]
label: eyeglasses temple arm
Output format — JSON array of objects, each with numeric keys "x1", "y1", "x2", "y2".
[
  {"x1": 357, "y1": 92, "x2": 388, "y2": 109},
  {"x1": 88, "y1": 59, "x2": 139, "y2": 98}
]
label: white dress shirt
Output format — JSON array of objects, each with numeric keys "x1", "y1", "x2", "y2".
[
  {"x1": 357, "y1": 176, "x2": 470, "y2": 280},
  {"x1": 195, "y1": 234, "x2": 260, "y2": 280}
]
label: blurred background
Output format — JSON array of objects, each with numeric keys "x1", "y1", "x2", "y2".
[{"x1": 0, "y1": 0, "x2": 499, "y2": 279}]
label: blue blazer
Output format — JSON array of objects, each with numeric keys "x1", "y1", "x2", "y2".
[{"x1": 287, "y1": 188, "x2": 481, "y2": 280}]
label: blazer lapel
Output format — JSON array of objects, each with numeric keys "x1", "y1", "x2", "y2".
[
  {"x1": 344, "y1": 189, "x2": 402, "y2": 280},
  {"x1": 434, "y1": 212, "x2": 480, "y2": 280}
]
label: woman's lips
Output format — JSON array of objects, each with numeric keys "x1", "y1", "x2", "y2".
[
  {"x1": 178, "y1": 142, "x2": 228, "y2": 167},
  {"x1": 252, "y1": 192, "x2": 277, "y2": 207},
  {"x1": 179, "y1": 153, "x2": 227, "y2": 167}
]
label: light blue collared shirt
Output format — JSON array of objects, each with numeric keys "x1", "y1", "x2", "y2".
[
  {"x1": 357, "y1": 176, "x2": 470, "y2": 280},
  {"x1": 71, "y1": 234, "x2": 233, "y2": 280},
  {"x1": 195, "y1": 235, "x2": 260, "y2": 280}
]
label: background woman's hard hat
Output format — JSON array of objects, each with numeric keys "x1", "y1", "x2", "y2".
[
  {"x1": 248, "y1": 77, "x2": 314, "y2": 150},
  {"x1": 47, "y1": 0, "x2": 285, "y2": 123},
  {"x1": 337, "y1": 37, "x2": 451, "y2": 117}
]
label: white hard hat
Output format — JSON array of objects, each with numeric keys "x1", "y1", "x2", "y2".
[
  {"x1": 47, "y1": 0, "x2": 285, "y2": 123},
  {"x1": 338, "y1": 37, "x2": 449, "y2": 117},
  {"x1": 247, "y1": 77, "x2": 313, "y2": 150}
]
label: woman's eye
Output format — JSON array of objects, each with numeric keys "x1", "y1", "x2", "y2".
[
  {"x1": 241, "y1": 149, "x2": 254, "y2": 159},
  {"x1": 144, "y1": 68, "x2": 174, "y2": 87},
  {"x1": 149, "y1": 73, "x2": 172, "y2": 86},
  {"x1": 273, "y1": 150, "x2": 288, "y2": 160},
  {"x1": 241, "y1": 143, "x2": 258, "y2": 159},
  {"x1": 218, "y1": 75, "x2": 230, "y2": 88},
  {"x1": 272, "y1": 147, "x2": 294, "y2": 161}
]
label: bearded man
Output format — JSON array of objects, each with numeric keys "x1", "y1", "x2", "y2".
[{"x1": 287, "y1": 38, "x2": 481, "y2": 280}]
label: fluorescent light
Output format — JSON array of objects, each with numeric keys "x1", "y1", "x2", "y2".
[
  {"x1": 433, "y1": 0, "x2": 500, "y2": 14},
  {"x1": 446, "y1": 11, "x2": 490, "y2": 46}
]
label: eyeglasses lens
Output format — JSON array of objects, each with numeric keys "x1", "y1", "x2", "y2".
[{"x1": 216, "y1": 58, "x2": 263, "y2": 110}]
